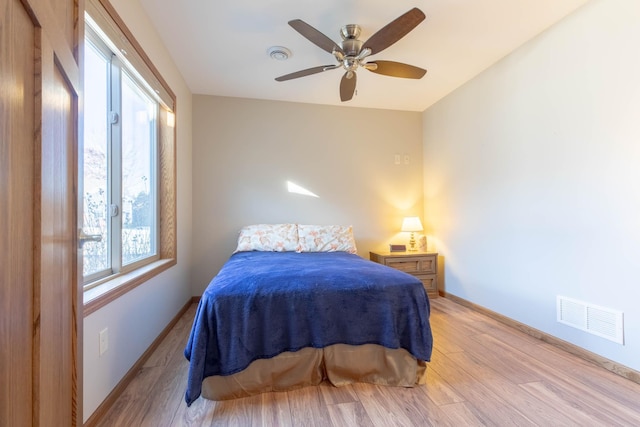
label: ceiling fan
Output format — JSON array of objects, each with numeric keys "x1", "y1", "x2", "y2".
[{"x1": 275, "y1": 7, "x2": 427, "y2": 102}]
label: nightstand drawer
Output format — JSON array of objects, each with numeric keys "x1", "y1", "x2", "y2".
[
  {"x1": 384, "y1": 255, "x2": 436, "y2": 274},
  {"x1": 416, "y1": 274, "x2": 437, "y2": 296},
  {"x1": 369, "y1": 251, "x2": 439, "y2": 298}
]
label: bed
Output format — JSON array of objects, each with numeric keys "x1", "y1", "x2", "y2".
[{"x1": 184, "y1": 224, "x2": 433, "y2": 405}]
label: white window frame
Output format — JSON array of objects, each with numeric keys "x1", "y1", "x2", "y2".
[
  {"x1": 82, "y1": 25, "x2": 161, "y2": 290},
  {"x1": 82, "y1": 0, "x2": 176, "y2": 317}
]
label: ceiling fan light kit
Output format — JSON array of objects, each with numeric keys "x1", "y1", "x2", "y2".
[{"x1": 275, "y1": 7, "x2": 427, "y2": 102}]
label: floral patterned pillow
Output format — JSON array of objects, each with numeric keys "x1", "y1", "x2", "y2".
[
  {"x1": 234, "y1": 224, "x2": 298, "y2": 253},
  {"x1": 297, "y1": 224, "x2": 358, "y2": 254}
]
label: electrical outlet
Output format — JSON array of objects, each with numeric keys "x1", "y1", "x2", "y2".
[{"x1": 99, "y1": 328, "x2": 109, "y2": 356}]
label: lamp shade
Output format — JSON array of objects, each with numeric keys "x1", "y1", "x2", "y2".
[{"x1": 401, "y1": 216, "x2": 423, "y2": 232}]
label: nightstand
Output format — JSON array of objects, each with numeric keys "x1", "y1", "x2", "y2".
[{"x1": 369, "y1": 251, "x2": 438, "y2": 298}]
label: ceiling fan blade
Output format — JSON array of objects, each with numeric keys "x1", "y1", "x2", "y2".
[
  {"x1": 363, "y1": 8, "x2": 425, "y2": 55},
  {"x1": 366, "y1": 60, "x2": 426, "y2": 79},
  {"x1": 275, "y1": 65, "x2": 335, "y2": 82},
  {"x1": 340, "y1": 71, "x2": 357, "y2": 102},
  {"x1": 288, "y1": 19, "x2": 342, "y2": 55}
]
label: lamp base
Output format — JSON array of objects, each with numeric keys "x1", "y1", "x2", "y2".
[{"x1": 408, "y1": 232, "x2": 418, "y2": 251}]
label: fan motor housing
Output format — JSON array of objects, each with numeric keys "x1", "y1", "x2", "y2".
[{"x1": 341, "y1": 38, "x2": 363, "y2": 56}]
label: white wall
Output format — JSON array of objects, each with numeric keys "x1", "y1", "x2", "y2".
[
  {"x1": 82, "y1": 0, "x2": 193, "y2": 422},
  {"x1": 423, "y1": 0, "x2": 640, "y2": 371},
  {"x1": 192, "y1": 96, "x2": 423, "y2": 295}
]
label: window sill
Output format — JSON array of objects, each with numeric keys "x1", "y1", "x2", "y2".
[{"x1": 83, "y1": 258, "x2": 176, "y2": 317}]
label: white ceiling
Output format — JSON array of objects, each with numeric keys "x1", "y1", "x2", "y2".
[{"x1": 139, "y1": 0, "x2": 589, "y2": 112}]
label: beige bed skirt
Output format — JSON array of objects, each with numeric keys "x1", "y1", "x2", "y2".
[{"x1": 201, "y1": 343, "x2": 428, "y2": 401}]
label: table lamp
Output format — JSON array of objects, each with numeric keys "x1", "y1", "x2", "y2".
[{"x1": 401, "y1": 216, "x2": 423, "y2": 251}]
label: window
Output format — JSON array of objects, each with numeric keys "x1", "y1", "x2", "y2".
[
  {"x1": 82, "y1": 0, "x2": 176, "y2": 315},
  {"x1": 83, "y1": 28, "x2": 159, "y2": 278},
  {"x1": 83, "y1": 26, "x2": 159, "y2": 285}
]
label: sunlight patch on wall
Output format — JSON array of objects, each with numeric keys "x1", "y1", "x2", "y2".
[{"x1": 287, "y1": 181, "x2": 319, "y2": 198}]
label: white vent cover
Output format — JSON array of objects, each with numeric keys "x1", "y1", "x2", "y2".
[{"x1": 557, "y1": 296, "x2": 624, "y2": 344}]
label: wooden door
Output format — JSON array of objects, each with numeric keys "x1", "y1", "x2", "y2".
[
  {"x1": 0, "y1": 0, "x2": 82, "y2": 425},
  {"x1": 0, "y1": 0, "x2": 36, "y2": 423}
]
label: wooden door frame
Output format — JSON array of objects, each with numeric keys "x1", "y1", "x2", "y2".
[{"x1": 1, "y1": 0, "x2": 84, "y2": 425}]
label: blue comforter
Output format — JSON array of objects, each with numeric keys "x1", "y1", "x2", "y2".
[{"x1": 184, "y1": 251, "x2": 433, "y2": 406}]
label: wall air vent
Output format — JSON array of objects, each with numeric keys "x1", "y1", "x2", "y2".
[{"x1": 557, "y1": 296, "x2": 624, "y2": 344}]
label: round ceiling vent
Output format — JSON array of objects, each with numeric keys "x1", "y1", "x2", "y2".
[{"x1": 267, "y1": 46, "x2": 291, "y2": 61}]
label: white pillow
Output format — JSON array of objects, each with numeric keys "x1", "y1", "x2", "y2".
[
  {"x1": 234, "y1": 224, "x2": 298, "y2": 253},
  {"x1": 297, "y1": 224, "x2": 357, "y2": 254}
]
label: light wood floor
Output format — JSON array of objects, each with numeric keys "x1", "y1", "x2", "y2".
[{"x1": 95, "y1": 298, "x2": 640, "y2": 426}]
